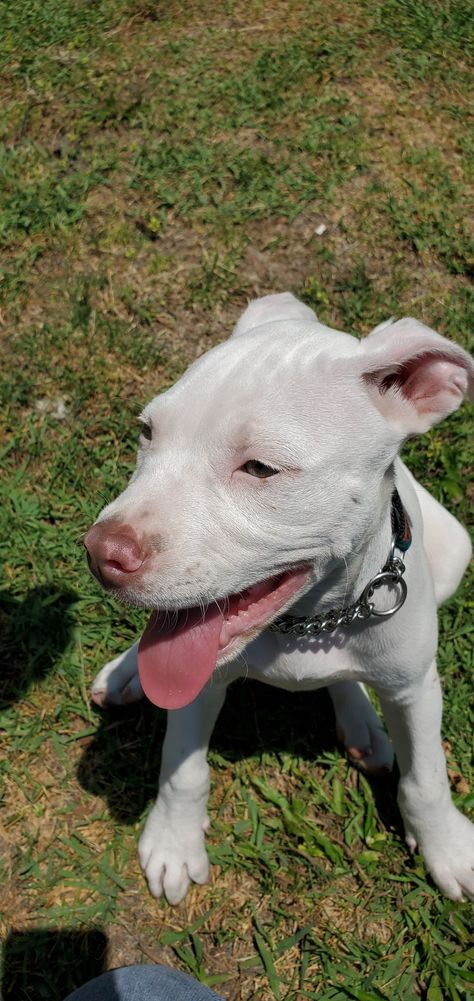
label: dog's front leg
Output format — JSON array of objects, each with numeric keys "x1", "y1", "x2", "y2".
[
  {"x1": 377, "y1": 662, "x2": 474, "y2": 901},
  {"x1": 139, "y1": 681, "x2": 227, "y2": 904}
]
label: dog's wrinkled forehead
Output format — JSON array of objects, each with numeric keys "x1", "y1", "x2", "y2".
[{"x1": 143, "y1": 325, "x2": 357, "y2": 458}]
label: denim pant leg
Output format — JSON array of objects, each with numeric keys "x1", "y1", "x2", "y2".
[{"x1": 64, "y1": 964, "x2": 225, "y2": 1001}]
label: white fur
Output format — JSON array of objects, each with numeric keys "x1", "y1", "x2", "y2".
[{"x1": 90, "y1": 292, "x2": 473, "y2": 904}]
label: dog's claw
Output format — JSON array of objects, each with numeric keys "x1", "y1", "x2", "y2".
[
  {"x1": 405, "y1": 833, "x2": 418, "y2": 852},
  {"x1": 344, "y1": 742, "x2": 393, "y2": 776},
  {"x1": 346, "y1": 744, "x2": 372, "y2": 761},
  {"x1": 335, "y1": 718, "x2": 394, "y2": 776},
  {"x1": 91, "y1": 688, "x2": 107, "y2": 708}
]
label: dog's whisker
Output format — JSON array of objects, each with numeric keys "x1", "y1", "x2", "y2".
[
  {"x1": 341, "y1": 554, "x2": 349, "y2": 607},
  {"x1": 150, "y1": 609, "x2": 161, "y2": 630}
]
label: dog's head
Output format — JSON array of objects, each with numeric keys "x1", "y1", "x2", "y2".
[{"x1": 85, "y1": 293, "x2": 473, "y2": 708}]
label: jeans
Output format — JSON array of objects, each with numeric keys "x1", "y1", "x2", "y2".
[{"x1": 64, "y1": 964, "x2": 225, "y2": 1001}]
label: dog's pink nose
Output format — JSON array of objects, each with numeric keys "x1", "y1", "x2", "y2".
[{"x1": 84, "y1": 521, "x2": 147, "y2": 587}]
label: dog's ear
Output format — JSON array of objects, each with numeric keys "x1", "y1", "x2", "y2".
[
  {"x1": 360, "y1": 318, "x2": 474, "y2": 434},
  {"x1": 231, "y1": 293, "x2": 317, "y2": 339}
]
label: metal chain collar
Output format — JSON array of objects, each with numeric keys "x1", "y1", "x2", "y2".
[{"x1": 270, "y1": 494, "x2": 410, "y2": 639}]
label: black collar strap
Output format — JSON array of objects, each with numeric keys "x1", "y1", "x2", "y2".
[{"x1": 391, "y1": 488, "x2": 412, "y2": 553}]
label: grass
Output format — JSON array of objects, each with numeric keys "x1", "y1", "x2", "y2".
[{"x1": 0, "y1": 0, "x2": 473, "y2": 998}]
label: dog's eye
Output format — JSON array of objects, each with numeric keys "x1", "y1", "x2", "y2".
[
  {"x1": 139, "y1": 421, "x2": 152, "y2": 442},
  {"x1": 241, "y1": 460, "x2": 279, "y2": 478}
]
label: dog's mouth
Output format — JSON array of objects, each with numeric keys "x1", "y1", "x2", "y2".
[{"x1": 137, "y1": 565, "x2": 311, "y2": 710}]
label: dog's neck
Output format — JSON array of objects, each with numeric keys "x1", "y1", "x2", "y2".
[{"x1": 290, "y1": 468, "x2": 397, "y2": 618}]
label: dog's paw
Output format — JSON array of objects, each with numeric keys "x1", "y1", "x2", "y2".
[
  {"x1": 333, "y1": 689, "x2": 394, "y2": 775},
  {"x1": 341, "y1": 727, "x2": 394, "y2": 775},
  {"x1": 91, "y1": 644, "x2": 143, "y2": 707},
  {"x1": 139, "y1": 803, "x2": 209, "y2": 904},
  {"x1": 409, "y1": 808, "x2": 474, "y2": 901}
]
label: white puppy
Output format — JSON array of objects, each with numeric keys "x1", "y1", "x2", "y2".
[{"x1": 85, "y1": 293, "x2": 473, "y2": 905}]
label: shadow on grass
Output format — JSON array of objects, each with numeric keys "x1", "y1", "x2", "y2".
[
  {"x1": 77, "y1": 680, "x2": 402, "y2": 835},
  {"x1": 0, "y1": 586, "x2": 77, "y2": 709},
  {"x1": 2, "y1": 928, "x2": 110, "y2": 1001}
]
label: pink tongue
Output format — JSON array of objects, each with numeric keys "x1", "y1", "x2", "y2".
[{"x1": 138, "y1": 606, "x2": 223, "y2": 710}]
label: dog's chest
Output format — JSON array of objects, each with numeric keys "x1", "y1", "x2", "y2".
[{"x1": 239, "y1": 629, "x2": 365, "y2": 692}]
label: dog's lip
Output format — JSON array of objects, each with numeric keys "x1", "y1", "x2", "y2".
[
  {"x1": 99, "y1": 562, "x2": 314, "y2": 612},
  {"x1": 145, "y1": 563, "x2": 313, "y2": 621},
  {"x1": 215, "y1": 565, "x2": 312, "y2": 652}
]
